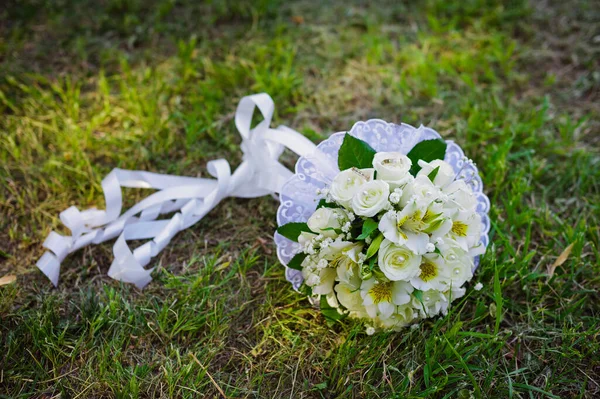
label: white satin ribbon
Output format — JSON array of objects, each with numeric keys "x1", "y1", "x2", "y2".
[{"x1": 37, "y1": 93, "x2": 317, "y2": 288}]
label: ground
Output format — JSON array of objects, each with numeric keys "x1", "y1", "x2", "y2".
[{"x1": 1, "y1": 0, "x2": 599, "y2": 398}]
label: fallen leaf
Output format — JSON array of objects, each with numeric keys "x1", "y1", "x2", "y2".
[
  {"x1": 0, "y1": 274, "x2": 16, "y2": 286},
  {"x1": 547, "y1": 243, "x2": 574, "y2": 278},
  {"x1": 215, "y1": 261, "x2": 230, "y2": 272}
]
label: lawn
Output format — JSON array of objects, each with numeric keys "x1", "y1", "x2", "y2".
[{"x1": 1, "y1": 0, "x2": 599, "y2": 397}]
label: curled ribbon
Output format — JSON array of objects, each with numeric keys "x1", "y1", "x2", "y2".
[{"x1": 37, "y1": 93, "x2": 317, "y2": 288}]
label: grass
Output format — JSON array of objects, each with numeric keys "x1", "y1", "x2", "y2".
[{"x1": 1, "y1": 0, "x2": 599, "y2": 397}]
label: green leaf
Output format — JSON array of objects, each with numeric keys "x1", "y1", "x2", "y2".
[
  {"x1": 427, "y1": 165, "x2": 440, "y2": 182},
  {"x1": 369, "y1": 256, "x2": 377, "y2": 271},
  {"x1": 338, "y1": 134, "x2": 377, "y2": 170},
  {"x1": 357, "y1": 218, "x2": 378, "y2": 240},
  {"x1": 276, "y1": 222, "x2": 312, "y2": 242},
  {"x1": 365, "y1": 233, "x2": 384, "y2": 259},
  {"x1": 320, "y1": 295, "x2": 346, "y2": 323},
  {"x1": 316, "y1": 198, "x2": 340, "y2": 209},
  {"x1": 407, "y1": 139, "x2": 447, "y2": 175},
  {"x1": 413, "y1": 289, "x2": 424, "y2": 302},
  {"x1": 287, "y1": 252, "x2": 307, "y2": 271}
]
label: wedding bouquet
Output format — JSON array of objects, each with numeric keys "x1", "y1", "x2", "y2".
[
  {"x1": 276, "y1": 125, "x2": 489, "y2": 332},
  {"x1": 38, "y1": 94, "x2": 489, "y2": 332}
]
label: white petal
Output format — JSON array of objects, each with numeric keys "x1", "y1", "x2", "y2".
[
  {"x1": 378, "y1": 301, "x2": 395, "y2": 319},
  {"x1": 405, "y1": 232, "x2": 430, "y2": 255}
]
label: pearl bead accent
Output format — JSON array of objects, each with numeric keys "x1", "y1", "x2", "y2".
[
  {"x1": 454, "y1": 269, "x2": 460, "y2": 275},
  {"x1": 448, "y1": 254, "x2": 457, "y2": 261},
  {"x1": 396, "y1": 256, "x2": 405, "y2": 263}
]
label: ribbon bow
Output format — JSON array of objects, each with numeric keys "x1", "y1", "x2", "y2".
[{"x1": 36, "y1": 93, "x2": 317, "y2": 288}]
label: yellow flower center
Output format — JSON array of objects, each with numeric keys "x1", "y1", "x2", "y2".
[
  {"x1": 368, "y1": 282, "x2": 392, "y2": 304},
  {"x1": 451, "y1": 221, "x2": 468, "y2": 237},
  {"x1": 419, "y1": 261, "x2": 437, "y2": 282}
]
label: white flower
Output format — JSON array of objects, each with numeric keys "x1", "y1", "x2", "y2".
[
  {"x1": 417, "y1": 159, "x2": 455, "y2": 188},
  {"x1": 312, "y1": 267, "x2": 337, "y2": 295},
  {"x1": 474, "y1": 282, "x2": 483, "y2": 291},
  {"x1": 447, "y1": 212, "x2": 482, "y2": 251},
  {"x1": 375, "y1": 304, "x2": 416, "y2": 330},
  {"x1": 307, "y1": 208, "x2": 344, "y2": 237},
  {"x1": 377, "y1": 239, "x2": 422, "y2": 281},
  {"x1": 351, "y1": 180, "x2": 390, "y2": 217},
  {"x1": 443, "y1": 180, "x2": 477, "y2": 212},
  {"x1": 372, "y1": 152, "x2": 412, "y2": 186},
  {"x1": 365, "y1": 326, "x2": 376, "y2": 335},
  {"x1": 298, "y1": 231, "x2": 317, "y2": 249},
  {"x1": 335, "y1": 282, "x2": 367, "y2": 317},
  {"x1": 330, "y1": 168, "x2": 374, "y2": 208},
  {"x1": 361, "y1": 279, "x2": 414, "y2": 319},
  {"x1": 437, "y1": 239, "x2": 474, "y2": 287},
  {"x1": 400, "y1": 175, "x2": 441, "y2": 207},
  {"x1": 316, "y1": 258, "x2": 328, "y2": 270},
  {"x1": 412, "y1": 289, "x2": 448, "y2": 318},
  {"x1": 444, "y1": 285, "x2": 466, "y2": 304},
  {"x1": 377, "y1": 200, "x2": 434, "y2": 255},
  {"x1": 409, "y1": 253, "x2": 452, "y2": 291},
  {"x1": 389, "y1": 191, "x2": 401, "y2": 204},
  {"x1": 306, "y1": 273, "x2": 321, "y2": 287}
]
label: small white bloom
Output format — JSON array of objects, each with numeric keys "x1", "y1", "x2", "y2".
[
  {"x1": 372, "y1": 152, "x2": 412, "y2": 186},
  {"x1": 426, "y1": 243, "x2": 435, "y2": 252},
  {"x1": 474, "y1": 282, "x2": 483, "y2": 291},
  {"x1": 341, "y1": 221, "x2": 351, "y2": 233},
  {"x1": 417, "y1": 159, "x2": 456, "y2": 188},
  {"x1": 378, "y1": 239, "x2": 422, "y2": 281},
  {"x1": 330, "y1": 168, "x2": 374, "y2": 208},
  {"x1": 366, "y1": 326, "x2": 376, "y2": 335},
  {"x1": 306, "y1": 273, "x2": 321, "y2": 287},
  {"x1": 351, "y1": 180, "x2": 390, "y2": 217},
  {"x1": 389, "y1": 192, "x2": 401, "y2": 204},
  {"x1": 317, "y1": 258, "x2": 328, "y2": 269}
]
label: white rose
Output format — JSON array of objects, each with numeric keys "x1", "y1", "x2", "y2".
[
  {"x1": 372, "y1": 152, "x2": 412, "y2": 186},
  {"x1": 351, "y1": 180, "x2": 390, "y2": 217},
  {"x1": 378, "y1": 239, "x2": 422, "y2": 281},
  {"x1": 330, "y1": 168, "x2": 374, "y2": 208},
  {"x1": 417, "y1": 159, "x2": 455, "y2": 188},
  {"x1": 307, "y1": 208, "x2": 343, "y2": 237}
]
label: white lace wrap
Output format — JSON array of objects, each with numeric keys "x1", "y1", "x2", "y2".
[{"x1": 37, "y1": 93, "x2": 317, "y2": 288}]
